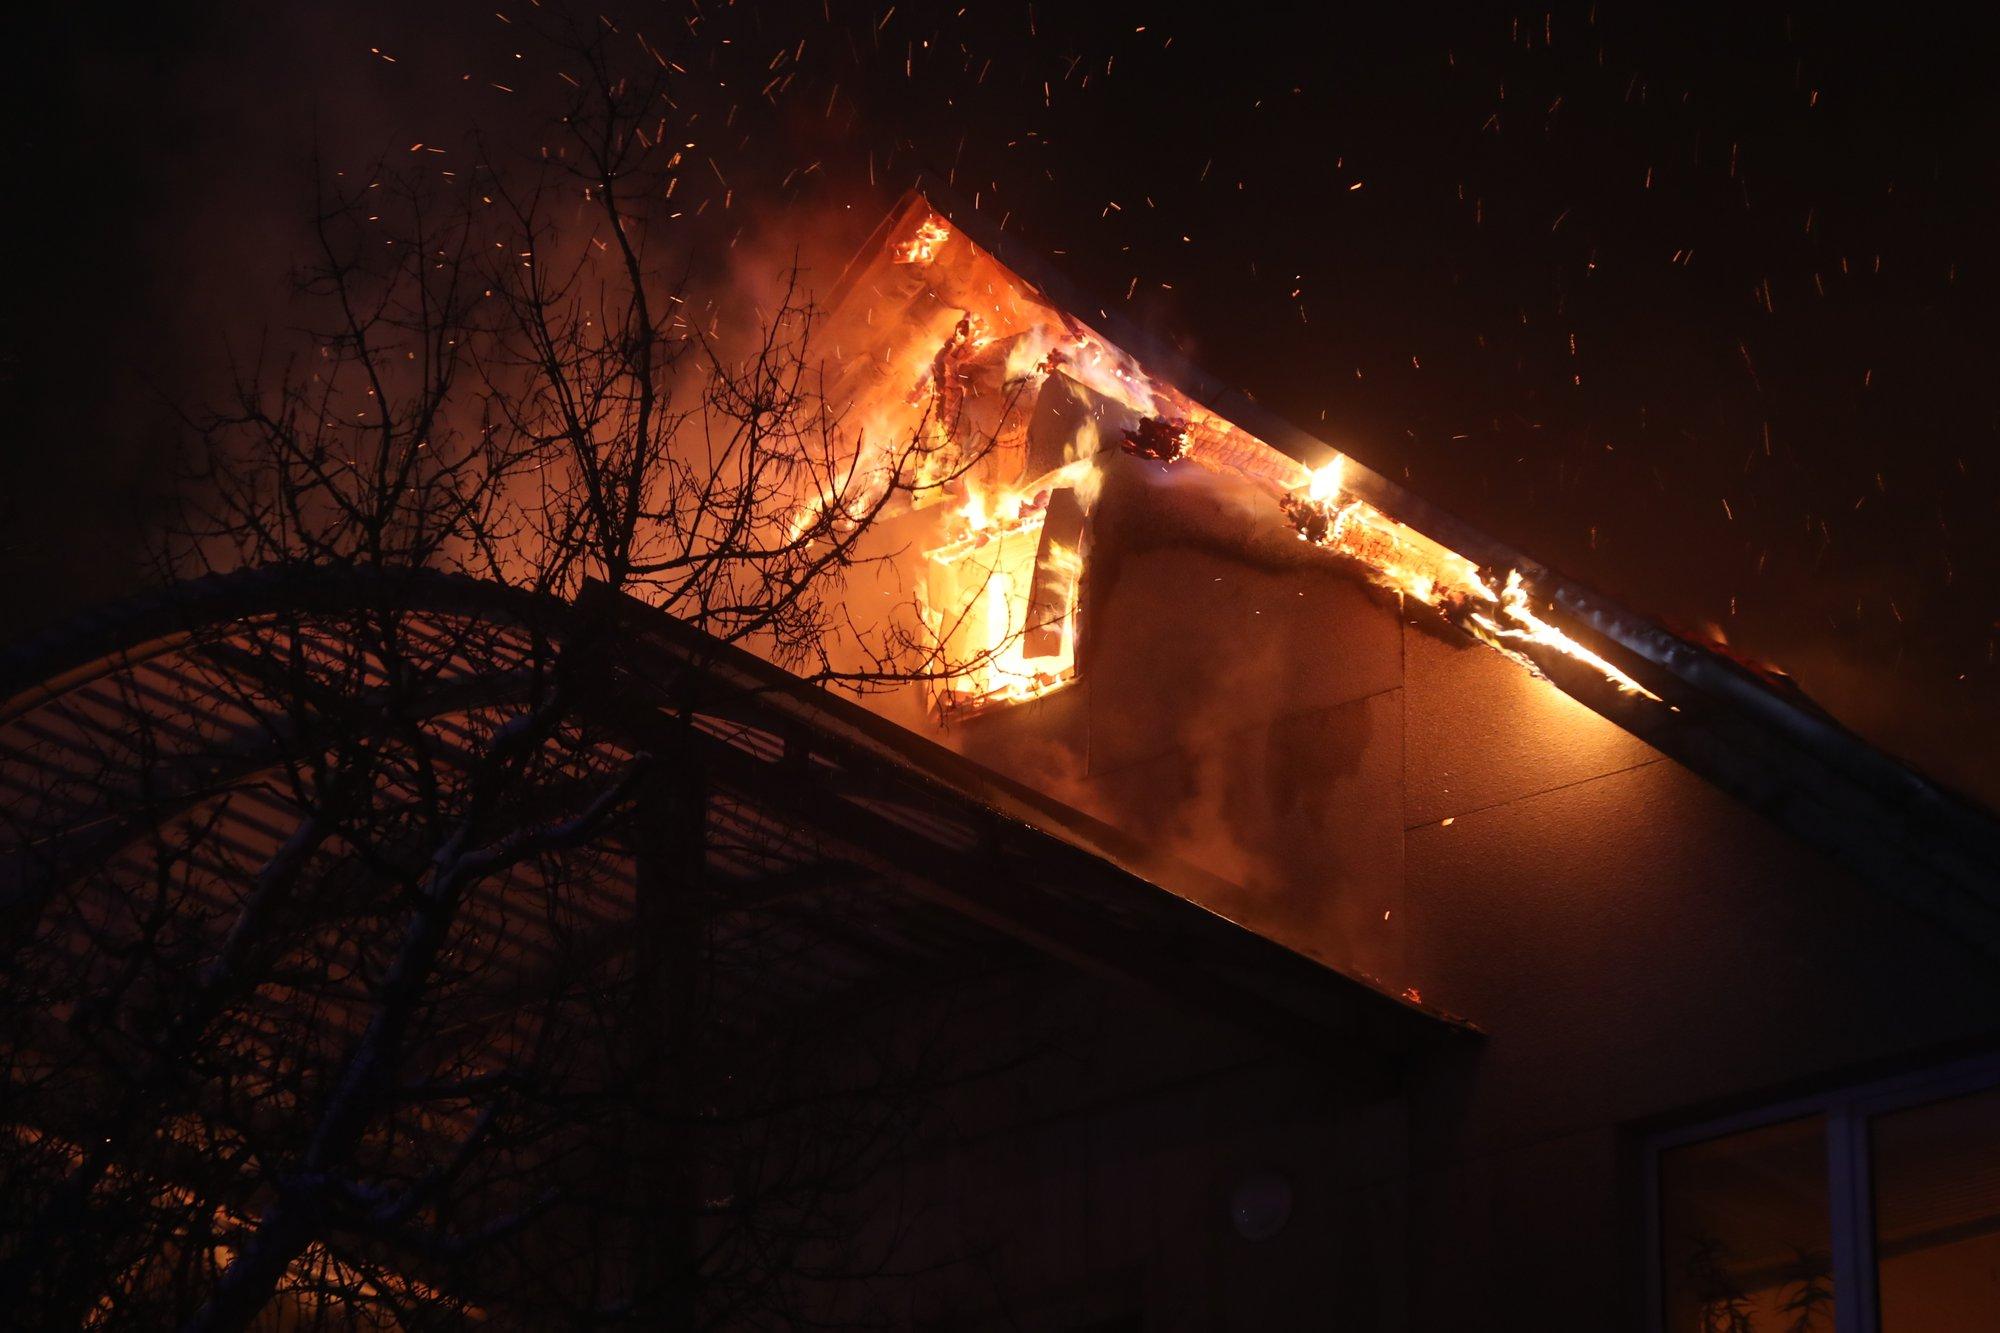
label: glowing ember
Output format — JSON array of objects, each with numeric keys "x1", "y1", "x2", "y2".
[{"x1": 1121, "y1": 415, "x2": 1190, "y2": 462}]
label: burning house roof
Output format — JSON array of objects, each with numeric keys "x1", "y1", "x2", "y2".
[{"x1": 811, "y1": 184, "x2": 2000, "y2": 958}]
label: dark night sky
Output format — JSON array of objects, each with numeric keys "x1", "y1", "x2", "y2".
[{"x1": 7, "y1": 2, "x2": 2000, "y2": 806}]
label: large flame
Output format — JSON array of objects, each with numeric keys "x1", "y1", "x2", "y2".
[
  {"x1": 891, "y1": 214, "x2": 952, "y2": 266},
  {"x1": 820, "y1": 202, "x2": 1660, "y2": 717},
  {"x1": 916, "y1": 462, "x2": 1093, "y2": 715}
]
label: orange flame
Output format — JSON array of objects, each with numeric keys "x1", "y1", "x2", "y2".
[
  {"x1": 891, "y1": 214, "x2": 952, "y2": 265},
  {"x1": 917, "y1": 465, "x2": 1092, "y2": 715},
  {"x1": 1289, "y1": 459, "x2": 1660, "y2": 699},
  {"x1": 830, "y1": 205, "x2": 1662, "y2": 717}
]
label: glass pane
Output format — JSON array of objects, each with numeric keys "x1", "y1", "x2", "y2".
[
  {"x1": 1659, "y1": 1115, "x2": 1836, "y2": 1331},
  {"x1": 1872, "y1": 1082, "x2": 2000, "y2": 1331}
]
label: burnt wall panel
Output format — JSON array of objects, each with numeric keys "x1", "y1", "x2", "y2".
[
  {"x1": 947, "y1": 480, "x2": 1414, "y2": 985},
  {"x1": 1080, "y1": 688, "x2": 1406, "y2": 986}
]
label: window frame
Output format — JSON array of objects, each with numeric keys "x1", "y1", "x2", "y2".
[{"x1": 1643, "y1": 1050, "x2": 2000, "y2": 1333}]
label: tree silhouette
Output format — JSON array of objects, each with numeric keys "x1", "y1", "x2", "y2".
[{"x1": 1, "y1": 17, "x2": 1038, "y2": 1330}]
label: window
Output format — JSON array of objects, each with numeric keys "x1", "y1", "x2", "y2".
[
  {"x1": 1871, "y1": 1084, "x2": 2000, "y2": 1329},
  {"x1": 1650, "y1": 1055, "x2": 2000, "y2": 1333},
  {"x1": 1659, "y1": 1114, "x2": 1835, "y2": 1329}
]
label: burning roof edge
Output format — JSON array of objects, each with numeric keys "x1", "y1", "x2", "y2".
[{"x1": 872, "y1": 175, "x2": 2000, "y2": 956}]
